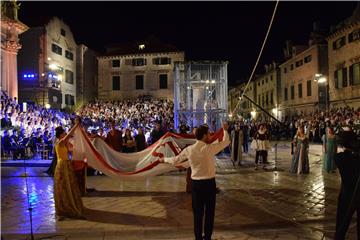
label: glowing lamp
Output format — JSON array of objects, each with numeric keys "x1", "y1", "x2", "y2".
[{"x1": 49, "y1": 64, "x2": 57, "y2": 70}]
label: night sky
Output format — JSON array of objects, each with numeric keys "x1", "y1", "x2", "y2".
[{"x1": 18, "y1": 1, "x2": 358, "y2": 86}]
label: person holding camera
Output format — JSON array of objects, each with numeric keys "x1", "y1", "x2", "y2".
[{"x1": 335, "y1": 128, "x2": 360, "y2": 240}]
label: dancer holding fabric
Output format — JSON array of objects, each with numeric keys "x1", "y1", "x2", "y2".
[
  {"x1": 160, "y1": 122, "x2": 230, "y2": 240},
  {"x1": 54, "y1": 124, "x2": 84, "y2": 220}
]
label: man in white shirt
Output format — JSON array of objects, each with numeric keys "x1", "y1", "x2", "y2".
[{"x1": 159, "y1": 122, "x2": 230, "y2": 240}]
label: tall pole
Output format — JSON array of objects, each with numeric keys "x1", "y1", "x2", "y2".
[{"x1": 242, "y1": 94, "x2": 283, "y2": 125}]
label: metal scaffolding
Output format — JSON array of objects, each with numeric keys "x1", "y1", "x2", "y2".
[{"x1": 174, "y1": 61, "x2": 228, "y2": 131}]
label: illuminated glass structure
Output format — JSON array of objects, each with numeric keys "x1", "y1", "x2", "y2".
[{"x1": 174, "y1": 61, "x2": 228, "y2": 131}]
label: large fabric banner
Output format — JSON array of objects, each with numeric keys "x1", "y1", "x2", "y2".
[{"x1": 72, "y1": 126, "x2": 224, "y2": 181}]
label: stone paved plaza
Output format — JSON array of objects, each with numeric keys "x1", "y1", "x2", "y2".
[{"x1": 1, "y1": 142, "x2": 358, "y2": 240}]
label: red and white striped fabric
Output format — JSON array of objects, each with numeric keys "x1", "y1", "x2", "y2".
[{"x1": 72, "y1": 126, "x2": 225, "y2": 181}]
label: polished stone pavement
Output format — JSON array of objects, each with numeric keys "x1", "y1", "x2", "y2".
[{"x1": 1, "y1": 142, "x2": 358, "y2": 240}]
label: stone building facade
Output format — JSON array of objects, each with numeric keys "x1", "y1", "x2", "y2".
[
  {"x1": 279, "y1": 42, "x2": 328, "y2": 119},
  {"x1": 327, "y1": 5, "x2": 360, "y2": 109},
  {"x1": 97, "y1": 40, "x2": 185, "y2": 100},
  {"x1": 228, "y1": 81, "x2": 255, "y2": 120},
  {"x1": 254, "y1": 63, "x2": 281, "y2": 120},
  {"x1": 17, "y1": 17, "x2": 77, "y2": 109}
]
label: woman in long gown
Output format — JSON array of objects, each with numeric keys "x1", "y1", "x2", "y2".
[
  {"x1": 54, "y1": 124, "x2": 84, "y2": 219},
  {"x1": 322, "y1": 127, "x2": 337, "y2": 173},
  {"x1": 290, "y1": 125, "x2": 310, "y2": 174}
]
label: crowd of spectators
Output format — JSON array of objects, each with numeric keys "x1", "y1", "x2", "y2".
[
  {"x1": 234, "y1": 107, "x2": 360, "y2": 142},
  {"x1": 0, "y1": 92, "x2": 174, "y2": 158},
  {"x1": 1, "y1": 91, "x2": 75, "y2": 159},
  {"x1": 1, "y1": 88, "x2": 360, "y2": 160}
]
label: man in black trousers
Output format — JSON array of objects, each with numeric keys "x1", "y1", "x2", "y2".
[
  {"x1": 335, "y1": 129, "x2": 360, "y2": 240},
  {"x1": 160, "y1": 122, "x2": 230, "y2": 240}
]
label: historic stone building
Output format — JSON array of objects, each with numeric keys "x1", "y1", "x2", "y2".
[
  {"x1": 17, "y1": 17, "x2": 77, "y2": 109},
  {"x1": 97, "y1": 38, "x2": 185, "y2": 100},
  {"x1": 228, "y1": 81, "x2": 255, "y2": 120},
  {"x1": 327, "y1": 4, "x2": 360, "y2": 109},
  {"x1": 254, "y1": 63, "x2": 281, "y2": 120},
  {"x1": 1, "y1": 1, "x2": 28, "y2": 99},
  {"x1": 279, "y1": 33, "x2": 328, "y2": 119}
]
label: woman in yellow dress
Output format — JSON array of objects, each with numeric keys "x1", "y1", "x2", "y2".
[{"x1": 54, "y1": 124, "x2": 84, "y2": 220}]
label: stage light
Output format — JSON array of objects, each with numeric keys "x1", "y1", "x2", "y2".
[
  {"x1": 45, "y1": 103, "x2": 51, "y2": 109},
  {"x1": 211, "y1": 80, "x2": 216, "y2": 84}
]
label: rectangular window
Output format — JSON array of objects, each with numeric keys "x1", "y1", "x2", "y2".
[
  {"x1": 65, "y1": 94, "x2": 74, "y2": 106},
  {"x1": 136, "y1": 75, "x2": 144, "y2": 89},
  {"x1": 262, "y1": 95, "x2": 264, "y2": 107},
  {"x1": 284, "y1": 88, "x2": 288, "y2": 101},
  {"x1": 333, "y1": 36, "x2": 346, "y2": 50},
  {"x1": 291, "y1": 85, "x2": 294, "y2": 99},
  {"x1": 51, "y1": 43, "x2": 62, "y2": 55},
  {"x1": 298, "y1": 83, "x2": 302, "y2": 98},
  {"x1": 284, "y1": 67, "x2": 287, "y2": 74},
  {"x1": 65, "y1": 50, "x2": 73, "y2": 61},
  {"x1": 304, "y1": 55, "x2": 312, "y2": 63},
  {"x1": 159, "y1": 74, "x2": 168, "y2": 89},
  {"x1": 350, "y1": 62, "x2": 360, "y2": 86},
  {"x1": 153, "y1": 57, "x2": 171, "y2": 65},
  {"x1": 307, "y1": 80, "x2": 311, "y2": 96},
  {"x1": 270, "y1": 91, "x2": 273, "y2": 104},
  {"x1": 65, "y1": 70, "x2": 74, "y2": 84},
  {"x1": 258, "y1": 95, "x2": 261, "y2": 104},
  {"x1": 270, "y1": 75, "x2": 273, "y2": 81},
  {"x1": 349, "y1": 29, "x2": 360, "y2": 43},
  {"x1": 296, "y1": 60, "x2": 303, "y2": 67},
  {"x1": 132, "y1": 58, "x2": 147, "y2": 66},
  {"x1": 112, "y1": 76, "x2": 120, "y2": 90},
  {"x1": 112, "y1": 60, "x2": 120, "y2": 68},
  {"x1": 60, "y1": 28, "x2": 66, "y2": 37},
  {"x1": 290, "y1": 64, "x2": 294, "y2": 70},
  {"x1": 265, "y1": 77, "x2": 268, "y2": 83},
  {"x1": 334, "y1": 68, "x2": 348, "y2": 88}
]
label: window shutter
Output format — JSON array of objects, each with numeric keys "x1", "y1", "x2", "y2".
[
  {"x1": 349, "y1": 65, "x2": 354, "y2": 86},
  {"x1": 342, "y1": 68, "x2": 348, "y2": 87}
]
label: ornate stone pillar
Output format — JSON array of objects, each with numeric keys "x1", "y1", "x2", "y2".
[{"x1": 1, "y1": 2, "x2": 28, "y2": 99}]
